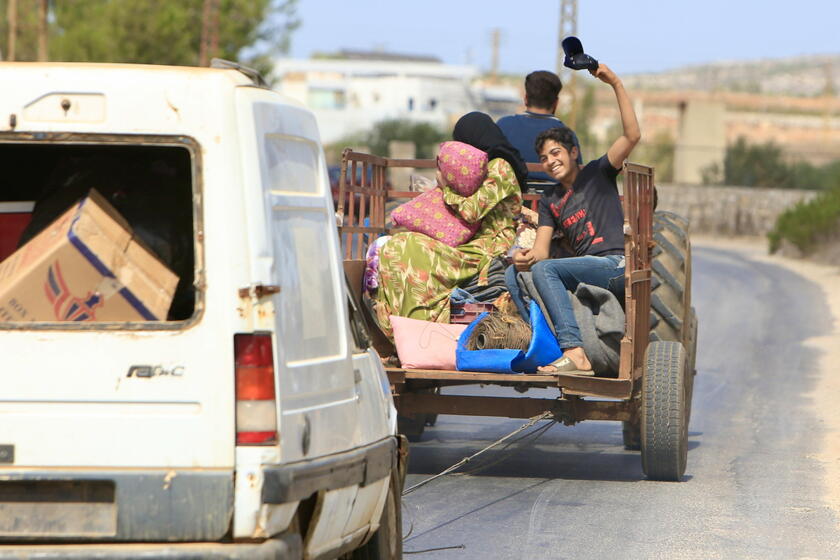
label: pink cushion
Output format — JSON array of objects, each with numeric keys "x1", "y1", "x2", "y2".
[
  {"x1": 390, "y1": 316, "x2": 467, "y2": 370},
  {"x1": 437, "y1": 141, "x2": 488, "y2": 196},
  {"x1": 391, "y1": 188, "x2": 480, "y2": 247}
]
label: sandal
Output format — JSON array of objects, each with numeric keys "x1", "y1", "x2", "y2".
[{"x1": 537, "y1": 356, "x2": 595, "y2": 376}]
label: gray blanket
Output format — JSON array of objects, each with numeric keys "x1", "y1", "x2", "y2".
[{"x1": 515, "y1": 272, "x2": 624, "y2": 377}]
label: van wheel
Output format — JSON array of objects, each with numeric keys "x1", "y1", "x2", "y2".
[
  {"x1": 641, "y1": 340, "x2": 689, "y2": 481},
  {"x1": 351, "y1": 475, "x2": 402, "y2": 559}
]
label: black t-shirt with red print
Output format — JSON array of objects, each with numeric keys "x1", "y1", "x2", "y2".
[{"x1": 537, "y1": 155, "x2": 624, "y2": 257}]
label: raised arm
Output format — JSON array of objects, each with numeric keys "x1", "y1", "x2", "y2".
[{"x1": 590, "y1": 64, "x2": 641, "y2": 169}]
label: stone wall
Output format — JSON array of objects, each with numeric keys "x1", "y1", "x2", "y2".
[{"x1": 653, "y1": 184, "x2": 818, "y2": 237}]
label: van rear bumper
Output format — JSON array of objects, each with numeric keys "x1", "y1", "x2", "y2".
[
  {"x1": 0, "y1": 533, "x2": 301, "y2": 560},
  {"x1": 261, "y1": 435, "x2": 399, "y2": 504}
]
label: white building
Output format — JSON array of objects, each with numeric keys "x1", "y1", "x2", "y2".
[{"x1": 271, "y1": 53, "x2": 519, "y2": 145}]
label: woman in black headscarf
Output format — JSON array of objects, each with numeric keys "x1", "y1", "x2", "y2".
[
  {"x1": 369, "y1": 112, "x2": 525, "y2": 340},
  {"x1": 453, "y1": 111, "x2": 529, "y2": 189}
]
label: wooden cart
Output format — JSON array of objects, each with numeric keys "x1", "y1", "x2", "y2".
[{"x1": 338, "y1": 149, "x2": 698, "y2": 481}]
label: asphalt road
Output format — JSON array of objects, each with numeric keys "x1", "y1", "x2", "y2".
[{"x1": 400, "y1": 241, "x2": 840, "y2": 559}]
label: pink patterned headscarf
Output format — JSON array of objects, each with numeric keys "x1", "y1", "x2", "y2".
[{"x1": 437, "y1": 141, "x2": 488, "y2": 196}]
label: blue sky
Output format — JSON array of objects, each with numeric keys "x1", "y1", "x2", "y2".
[{"x1": 288, "y1": 0, "x2": 838, "y2": 75}]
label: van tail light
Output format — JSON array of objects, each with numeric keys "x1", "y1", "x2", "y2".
[{"x1": 234, "y1": 334, "x2": 278, "y2": 445}]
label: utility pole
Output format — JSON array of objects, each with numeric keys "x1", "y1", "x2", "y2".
[
  {"x1": 6, "y1": 0, "x2": 17, "y2": 62},
  {"x1": 557, "y1": 0, "x2": 578, "y2": 128},
  {"x1": 199, "y1": 0, "x2": 221, "y2": 66},
  {"x1": 490, "y1": 28, "x2": 500, "y2": 84},
  {"x1": 37, "y1": 0, "x2": 48, "y2": 61}
]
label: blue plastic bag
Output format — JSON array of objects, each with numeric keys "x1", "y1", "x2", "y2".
[{"x1": 455, "y1": 301, "x2": 563, "y2": 374}]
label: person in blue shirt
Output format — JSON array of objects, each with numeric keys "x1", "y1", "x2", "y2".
[{"x1": 497, "y1": 70, "x2": 582, "y2": 191}]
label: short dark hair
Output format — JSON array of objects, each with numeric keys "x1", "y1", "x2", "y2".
[
  {"x1": 535, "y1": 126, "x2": 577, "y2": 157},
  {"x1": 524, "y1": 71, "x2": 562, "y2": 110}
]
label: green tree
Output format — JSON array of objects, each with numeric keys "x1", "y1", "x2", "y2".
[
  {"x1": 0, "y1": 0, "x2": 42, "y2": 60},
  {"x1": 329, "y1": 119, "x2": 446, "y2": 161},
  {"x1": 704, "y1": 136, "x2": 840, "y2": 189},
  {"x1": 721, "y1": 137, "x2": 793, "y2": 187},
  {"x1": 1, "y1": 0, "x2": 298, "y2": 75},
  {"x1": 365, "y1": 120, "x2": 447, "y2": 159}
]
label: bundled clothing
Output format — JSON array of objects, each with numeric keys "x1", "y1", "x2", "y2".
[
  {"x1": 370, "y1": 112, "x2": 526, "y2": 340},
  {"x1": 458, "y1": 257, "x2": 508, "y2": 303},
  {"x1": 372, "y1": 158, "x2": 522, "y2": 338}
]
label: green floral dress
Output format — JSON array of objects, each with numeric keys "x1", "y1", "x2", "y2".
[{"x1": 371, "y1": 158, "x2": 522, "y2": 339}]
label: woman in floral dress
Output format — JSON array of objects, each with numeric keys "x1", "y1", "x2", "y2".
[{"x1": 371, "y1": 112, "x2": 528, "y2": 339}]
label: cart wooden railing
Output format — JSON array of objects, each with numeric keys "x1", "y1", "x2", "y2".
[{"x1": 337, "y1": 148, "x2": 654, "y2": 417}]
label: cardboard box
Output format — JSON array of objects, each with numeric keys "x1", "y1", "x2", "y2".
[{"x1": 0, "y1": 190, "x2": 178, "y2": 322}]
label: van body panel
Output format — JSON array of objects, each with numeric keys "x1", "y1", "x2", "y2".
[
  {"x1": 0, "y1": 328, "x2": 234, "y2": 468},
  {"x1": 0, "y1": 470, "x2": 232, "y2": 541},
  {"x1": 235, "y1": 87, "x2": 359, "y2": 463},
  {"x1": 1, "y1": 63, "x2": 251, "y2": 137},
  {"x1": 0, "y1": 63, "x2": 399, "y2": 553},
  {"x1": 0, "y1": 536, "x2": 302, "y2": 560}
]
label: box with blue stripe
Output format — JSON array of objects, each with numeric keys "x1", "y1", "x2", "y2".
[{"x1": 0, "y1": 189, "x2": 178, "y2": 322}]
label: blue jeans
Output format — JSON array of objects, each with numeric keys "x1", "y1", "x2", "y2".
[{"x1": 505, "y1": 255, "x2": 625, "y2": 349}]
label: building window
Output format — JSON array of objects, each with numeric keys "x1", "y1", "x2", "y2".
[
  {"x1": 307, "y1": 88, "x2": 346, "y2": 110},
  {"x1": 407, "y1": 97, "x2": 414, "y2": 111}
]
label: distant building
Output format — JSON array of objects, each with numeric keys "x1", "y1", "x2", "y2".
[{"x1": 271, "y1": 51, "x2": 519, "y2": 145}]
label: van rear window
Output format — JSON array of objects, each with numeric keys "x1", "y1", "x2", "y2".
[
  {"x1": 261, "y1": 134, "x2": 320, "y2": 195},
  {"x1": 0, "y1": 139, "x2": 197, "y2": 324}
]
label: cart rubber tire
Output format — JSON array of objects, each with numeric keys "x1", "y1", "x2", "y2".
[
  {"x1": 622, "y1": 420, "x2": 641, "y2": 451},
  {"x1": 397, "y1": 414, "x2": 425, "y2": 443},
  {"x1": 350, "y1": 475, "x2": 402, "y2": 559},
  {"x1": 649, "y1": 211, "x2": 691, "y2": 343},
  {"x1": 641, "y1": 340, "x2": 689, "y2": 481},
  {"x1": 397, "y1": 387, "x2": 440, "y2": 441},
  {"x1": 686, "y1": 306, "x2": 698, "y2": 421}
]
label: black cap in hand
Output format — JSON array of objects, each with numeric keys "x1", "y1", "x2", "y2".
[{"x1": 562, "y1": 36, "x2": 599, "y2": 72}]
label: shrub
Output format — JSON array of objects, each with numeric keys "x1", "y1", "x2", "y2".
[{"x1": 768, "y1": 185, "x2": 840, "y2": 254}]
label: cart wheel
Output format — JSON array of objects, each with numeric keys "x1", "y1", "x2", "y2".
[
  {"x1": 622, "y1": 420, "x2": 641, "y2": 451},
  {"x1": 641, "y1": 340, "x2": 688, "y2": 481},
  {"x1": 397, "y1": 414, "x2": 425, "y2": 442},
  {"x1": 424, "y1": 387, "x2": 441, "y2": 427},
  {"x1": 649, "y1": 212, "x2": 691, "y2": 343},
  {"x1": 687, "y1": 306, "x2": 699, "y2": 376},
  {"x1": 686, "y1": 306, "x2": 698, "y2": 421}
]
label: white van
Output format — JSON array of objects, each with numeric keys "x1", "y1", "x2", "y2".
[{"x1": 0, "y1": 61, "x2": 404, "y2": 559}]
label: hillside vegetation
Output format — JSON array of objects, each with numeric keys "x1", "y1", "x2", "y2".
[
  {"x1": 624, "y1": 54, "x2": 839, "y2": 97},
  {"x1": 768, "y1": 186, "x2": 840, "y2": 255}
]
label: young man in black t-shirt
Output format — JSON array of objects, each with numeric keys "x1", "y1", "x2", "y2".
[{"x1": 504, "y1": 63, "x2": 641, "y2": 374}]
